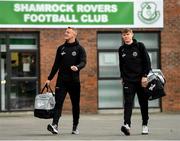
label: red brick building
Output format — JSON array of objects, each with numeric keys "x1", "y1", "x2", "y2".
[{"x1": 0, "y1": 0, "x2": 179, "y2": 113}]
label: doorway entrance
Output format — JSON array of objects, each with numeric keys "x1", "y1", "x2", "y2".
[{"x1": 0, "y1": 33, "x2": 39, "y2": 111}]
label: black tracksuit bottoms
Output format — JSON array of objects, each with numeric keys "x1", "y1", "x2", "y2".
[
  {"x1": 52, "y1": 81, "x2": 80, "y2": 126},
  {"x1": 123, "y1": 81, "x2": 149, "y2": 126}
]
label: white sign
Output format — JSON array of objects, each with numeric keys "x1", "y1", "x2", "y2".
[{"x1": 0, "y1": 0, "x2": 164, "y2": 28}]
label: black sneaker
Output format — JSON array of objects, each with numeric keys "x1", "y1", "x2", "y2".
[
  {"x1": 47, "y1": 124, "x2": 58, "y2": 134},
  {"x1": 121, "y1": 124, "x2": 130, "y2": 136},
  {"x1": 72, "y1": 125, "x2": 79, "y2": 135}
]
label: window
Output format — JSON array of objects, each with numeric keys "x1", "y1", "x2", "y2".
[
  {"x1": 97, "y1": 32, "x2": 160, "y2": 109},
  {"x1": 99, "y1": 52, "x2": 120, "y2": 78},
  {"x1": 98, "y1": 32, "x2": 122, "y2": 109}
]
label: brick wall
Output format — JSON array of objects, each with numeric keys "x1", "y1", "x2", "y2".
[{"x1": 161, "y1": 0, "x2": 180, "y2": 112}]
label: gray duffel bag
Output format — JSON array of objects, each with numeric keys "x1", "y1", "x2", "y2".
[{"x1": 34, "y1": 84, "x2": 55, "y2": 119}]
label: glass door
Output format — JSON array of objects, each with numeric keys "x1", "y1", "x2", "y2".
[
  {"x1": 10, "y1": 51, "x2": 38, "y2": 110},
  {"x1": 9, "y1": 34, "x2": 39, "y2": 110},
  {"x1": 0, "y1": 33, "x2": 39, "y2": 111}
]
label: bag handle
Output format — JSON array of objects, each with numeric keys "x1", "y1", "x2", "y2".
[
  {"x1": 148, "y1": 69, "x2": 166, "y2": 85},
  {"x1": 41, "y1": 84, "x2": 54, "y2": 95}
]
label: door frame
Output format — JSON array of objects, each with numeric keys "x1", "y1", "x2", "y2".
[
  {"x1": 0, "y1": 33, "x2": 10, "y2": 111},
  {"x1": 0, "y1": 32, "x2": 40, "y2": 112}
]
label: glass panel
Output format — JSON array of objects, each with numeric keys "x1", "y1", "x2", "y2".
[
  {"x1": 148, "y1": 99, "x2": 159, "y2": 107},
  {"x1": 9, "y1": 34, "x2": 37, "y2": 50},
  {"x1": 0, "y1": 35, "x2": 7, "y2": 52},
  {"x1": 9, "y1": 38, "x2": 36, "y2": 45},
  {"x1": 10, "y1": 80, "x2": 37, "y2": 110},
  {"x1": 98, "y1": 33, "x2": 158, "y2": 50},
  {"x1": 134, "y1": 33, "x2": 158, "y2": 49},
  {"x1": 10, "y1": 45, "x2": 37, "y2": 50},
  {"x1": 98, "y1": 80, "x2": 123, "y2": 108},
  {"x1": 98, "y1": 33, "x2": 122, "y2": 49},
  {"x1": 148, "y1": 52, "x2": 158, "y2": 69},
  {"x1": 134, "y1": 95, "x2": 159, "y2": 107},
  {"x1": 99, "y1": 52, "x2": 120, "y2": 78},
  {"x1": 11, "y1": 52, "x2": 36, "y2": 77}
]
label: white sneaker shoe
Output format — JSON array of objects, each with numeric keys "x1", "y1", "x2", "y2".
[
  {"x1": 72, "y1": 126, "x2": 79, "y2": 135},
  {"x1": 121, "y1": 124, "x2": 130, "y2": 136},
  {"x1": 142, "y1": 125, "x2": 149, "y2": 135}
]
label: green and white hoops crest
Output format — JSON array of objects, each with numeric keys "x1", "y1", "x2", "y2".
[{"x1": 138, "y1": 2, "x2": 160, "y2": 24}]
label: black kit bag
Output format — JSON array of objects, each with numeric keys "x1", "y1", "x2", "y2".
[
  {"x1": 34, "y1": 84, "x2": 55, "y2": 119},
  {"x1": 146, "y1": 69, "x2": 166, "y2": 100}
]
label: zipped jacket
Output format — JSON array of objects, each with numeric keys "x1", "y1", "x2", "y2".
[
  {"x1": 48, "y1": 39, "x2": 86, "y2": 85},
  {"x1": 118, "y1": 39, "x2": 151, "y2": 82}
]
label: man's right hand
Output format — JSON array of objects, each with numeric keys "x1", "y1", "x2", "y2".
[
  {"x1": 45, "y1": 80, "x2": 50, "y2": 86},
  {"x1": 141, "y1": 77, "x2": 148, "y2": 88}
]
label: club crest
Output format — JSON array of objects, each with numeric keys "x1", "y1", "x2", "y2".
[
  {"x1": 72, "y1": 51, "x2": 77, "y2": 56},
  {"x1": 138, "y1": 2, "x2": 160, "y2": 24},
  {"x1": 133, "y1": 51, "x2": 138, "y2": 57}
]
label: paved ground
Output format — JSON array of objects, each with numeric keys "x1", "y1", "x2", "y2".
[{"x1": 0, "y1": 112, "x2": 180, "y2": 140}]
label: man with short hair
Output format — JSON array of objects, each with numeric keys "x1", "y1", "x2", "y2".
[
  {"x1": 45, "y1": 27, "x2": 86, "y2": 135},
  {"x1": 118, "y1": 28, "x2": 151, "y2": 135}
]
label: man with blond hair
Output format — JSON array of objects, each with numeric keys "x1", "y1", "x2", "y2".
[{"x1": 45, "y1": 27, "x2": 86, "y2": 135}]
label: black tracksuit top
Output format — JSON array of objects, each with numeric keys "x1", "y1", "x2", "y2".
[
  {"x1": 118, "y1": 39, "x2": 151, "y2": 83},
  {"x1": 48, "y1": 40, "x2": 86, "y2": 85}
]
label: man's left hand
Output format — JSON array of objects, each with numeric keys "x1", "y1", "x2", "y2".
[{"x1": 71, "y1": 65, "x2": 78, "y2": 71}]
